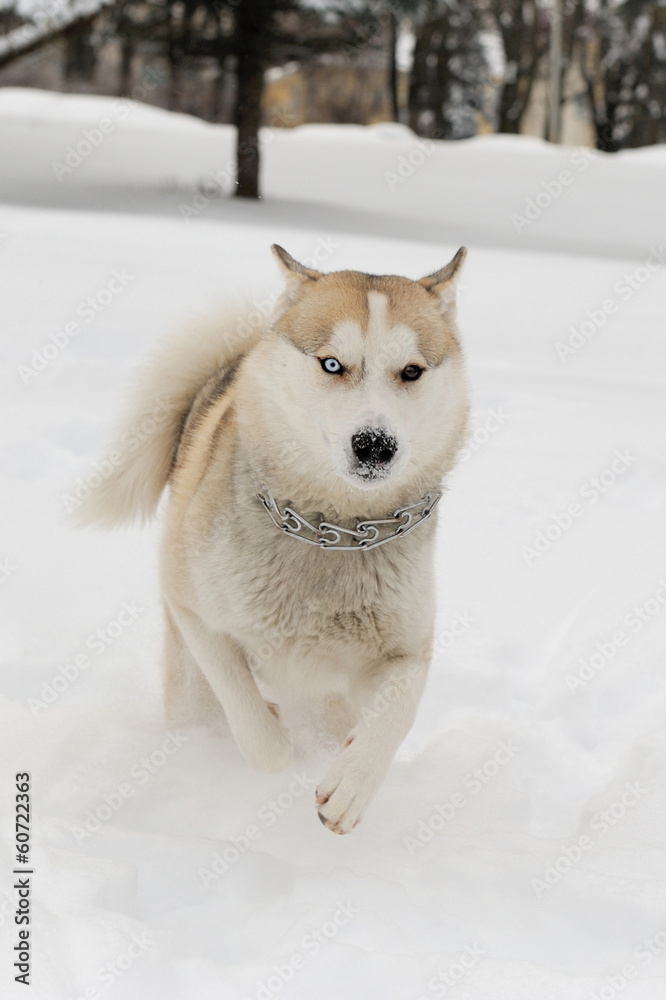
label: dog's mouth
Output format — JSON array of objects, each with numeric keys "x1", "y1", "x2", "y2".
[{"x1": 348, "y1": 463, "x2": 391, "y2": 485}]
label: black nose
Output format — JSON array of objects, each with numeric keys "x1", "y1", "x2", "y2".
[{"x1": 351, "y1": 427, "x2": 398, "y2": 467}]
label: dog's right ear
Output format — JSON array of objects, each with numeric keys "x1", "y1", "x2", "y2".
[{"x1": 271, "y1": 245, "x2": 321, "y2": 302}]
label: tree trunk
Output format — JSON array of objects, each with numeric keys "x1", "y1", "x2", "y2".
[
  {"x1": 234, "y1": 0, "x2": 270, "y2": 199},
  {"x1": 118, "y1": 36, "x2": 133, "y2": 97},
  {"x1": 495, "y1": 1, "x2": 546, "y2": 136},
  {"x1": 234, "y1": 49, "x2": 263, "y2": 198},
  {"x1": 407, "y1": 15, "x2": 450, "y2": 137},
  {"x1": 595, "y1": 100, "x2": 621, "y2": 152},
  {"x1": 166, "y1": 4, "x2": 180, "y2": 112},
  {"x1": 497, "y1": 81, "x2": 523, "y2": 133},
  {"x1": 167, "y1": 51, "x2": 181, "y2": 110},
  {"x1": 64, "y1": 24, "x2": 97, "y2": 82},
  {"x1": 547, "y1": 0, "x2": 562, "y2": 143},
  {"x1": 387, "y1": 12, "x2": 399, "y2": 122}
]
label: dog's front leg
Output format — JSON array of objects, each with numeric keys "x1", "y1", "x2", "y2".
[
  {"x1": 169, "y1": 604, "x2": 292, "y2": 773},
  {"x1": 316, "y1": 656, "x2": 428, "y2": 834}
]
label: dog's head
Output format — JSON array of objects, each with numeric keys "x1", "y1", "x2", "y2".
[{"x1": 260, "y1": 245, "x2": 468, "y2": 495}]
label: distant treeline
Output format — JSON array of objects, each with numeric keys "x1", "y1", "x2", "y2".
[{"x1": 1, "y1": 0, "x2": 664, "y2": 196}]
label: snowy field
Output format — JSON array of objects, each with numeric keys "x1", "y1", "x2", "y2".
[{"x1": 1, "y1": 88, "x2": 666, "y2": 1000}]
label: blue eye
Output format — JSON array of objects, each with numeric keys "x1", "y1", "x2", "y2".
[{"x1": 320, "y1": 357, "x2": 344, "y2": 374}]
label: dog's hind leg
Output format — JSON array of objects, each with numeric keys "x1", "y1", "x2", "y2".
[{"x1": 167, "y1": 603, "x2": 293, "y2": 773}]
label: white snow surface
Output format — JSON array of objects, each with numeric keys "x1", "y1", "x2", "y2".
[{"x1": 0, "y1": 89, "x2": 665, "y2": 1000}]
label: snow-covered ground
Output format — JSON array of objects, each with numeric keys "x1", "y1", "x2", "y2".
[{"x1": 1, "y1": 89, "x2": 665, "y2": 1000}]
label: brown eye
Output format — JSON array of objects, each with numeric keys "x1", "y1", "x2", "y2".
[{"x1": 401, "y1": 365, "x2": 423, "y2": 382}]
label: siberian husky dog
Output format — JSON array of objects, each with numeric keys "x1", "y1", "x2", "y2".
[{"x1": 81, "y1": 245, "x2": 469, "y2": 834}]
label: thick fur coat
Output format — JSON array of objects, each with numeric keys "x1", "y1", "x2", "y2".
[{"x1": 80, "y1": 246, "x2": 469, "y2": 834}]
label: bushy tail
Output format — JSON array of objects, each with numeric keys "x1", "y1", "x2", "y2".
[{"x1": 75, "y1": 304, "x2": 264, "y2": 528}]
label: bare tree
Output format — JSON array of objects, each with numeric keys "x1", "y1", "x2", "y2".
[
  {"x1": 488, "y1": 0, "x2": 548, "y2": 133},
  {"x1": 579, "y1": 0, "x2": 666, "y2": 151},
  {"x1": 233, "y1": 0, "x2": 271, "y2": 198},
  {"x1": 408, "y1": 2, "x2": 488, "y2": 139}
]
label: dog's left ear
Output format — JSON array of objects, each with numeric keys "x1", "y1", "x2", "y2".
[
  {"x1": 271, "y1": 244, "x2": 322, "y2": 302},
  {"x1": 419, "y1": 247, "x2": 467, "y2": 321}
]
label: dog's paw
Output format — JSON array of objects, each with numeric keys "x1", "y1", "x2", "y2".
[
  {"x1": 236, "y1": 701, "x2": 292, "y2": 774},
  {"x1": 315, "y1": 736, "x2": 383, "y2": 835}
]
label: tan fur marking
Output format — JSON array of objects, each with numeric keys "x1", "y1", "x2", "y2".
[
  {"x1": 273, "y1": 271, "x2": 457, "y2": 368},
  {"x1": 371, "y1": 275, "x2": 458, "y2": 367},
  {"x1": 170, "y1": 378, "x2": 238, "y2": 525},
  {"x1": 273, "y1": 271, "x2": 371, "y2": 355}
]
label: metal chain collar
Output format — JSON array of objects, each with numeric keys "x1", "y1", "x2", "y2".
[{"x1": 256, "y1": 485, "x2": 442, "y2": 551}]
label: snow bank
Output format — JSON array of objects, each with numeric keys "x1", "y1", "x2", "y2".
[{"x1": 1, "y1": 87, "x2": 665, "y2": 256}]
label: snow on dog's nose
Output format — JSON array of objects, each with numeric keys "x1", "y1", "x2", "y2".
[{"x1": 350, "y1": 426, "x2": 398, "y2": 479}]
